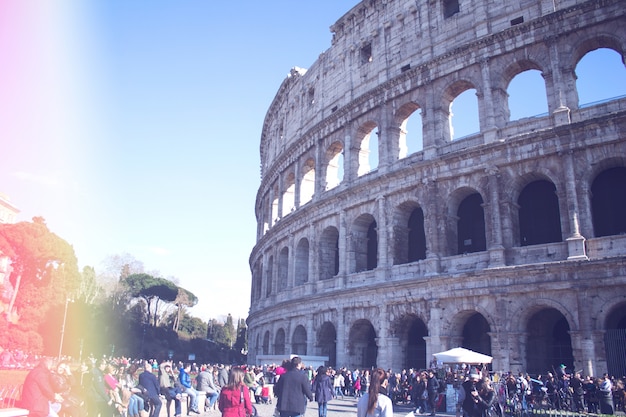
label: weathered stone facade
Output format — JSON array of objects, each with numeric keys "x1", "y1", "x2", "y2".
[{"x1": 248, "y1": 0, "x2": 626, "y2": 376}]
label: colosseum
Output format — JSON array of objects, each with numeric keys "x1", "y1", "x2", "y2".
[{"x1": 247, "y1": 0, "x2": 626, "y2": 377}]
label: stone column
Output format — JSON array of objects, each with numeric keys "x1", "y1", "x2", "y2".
[
  {"x1": 422, "y1": 178, "x2": 442, "y2": 275},
  {"x1": 314, "y1": 141, "x2": 322, "y2": 202},
  {"x1": 335, "y1": 310, "x2": 347, "y2": 368},
  {"x1": 294, "y1": 158, "x2": 301, "y2": 209},
  {"x1": 487, "y1": 167, "x2": 506, "y2": 267},
  {"x1": 287, "y1": 234, "x2": 295, "y2": 288},
  {"x1": 343, "y1": 132, "x2": 354, "y2": 184},
  {"x1": 376, "y1": 196, "x2": 389, "y2": 274},
  {"x1": 563, "y1": 151, "x2": 588, "y2": 260},
  {"x1": 309, "y1": 223, "x2": 318, "y2": 284},
  {"x1": 306, "y1": 316, "x2": 315, "y2": 356},
  {"x1": 547, "y1": 37, "x2": 572, "y2": 126},
  {"x1": 479, "y1": 59, "x2": 498, "y2": 143},
  {"x1": 339, "y1": 210, "x2": 348, "y2": 282}
]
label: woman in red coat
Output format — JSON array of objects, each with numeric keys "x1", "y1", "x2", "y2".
[{"x1": 219, "y1": 367, "x2": 254, "y2": 417}]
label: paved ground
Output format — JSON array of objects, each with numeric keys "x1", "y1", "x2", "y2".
[{"x1": 171, "y1": 397, "x2": 443, "y2": 417}]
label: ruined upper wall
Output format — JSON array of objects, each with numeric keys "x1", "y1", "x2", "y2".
[{"x1": 259, "y1": 0, "x2": 584, "y2": 175}]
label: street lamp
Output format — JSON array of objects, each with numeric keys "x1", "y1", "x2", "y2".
[{"x1": 58, "y1": 297, "x2": 73, "y2": 360}]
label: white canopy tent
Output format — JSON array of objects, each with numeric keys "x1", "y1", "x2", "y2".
[{"x1": 432, "y1": 347, "x2": 493, "y2": 364}]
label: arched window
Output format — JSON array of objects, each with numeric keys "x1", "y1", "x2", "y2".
[
  {"x1": 325, "y1": 142, "x2": 344, "y2": 190},
  {"x1": 408, "y1": 208, "x2": 427, "y2": 262},
  {"x1": 319, "y1": 227, "x2": 340, "y2": 280},
  {"x1": 518, "y1": 180, "x2": 562, "y2": 246},
  {"x1": 278, "y1": 247, "x2": 289, "y2": 290},
  {"x1": 300, "y1": 159, "x2": 315, "y2": 205},
  {"x1": 450, "y1": 89, "x2": 480, "y2": 140},
  {"x1": 508, "y1": 70, "x2": 548, "y2": 120},
  {"x1": 591, "y1": 167, "x2": 626, "y2": 237},
  {"x1": 576, "y1": 48, "x2": 626, "y2": 107},
  {"x1": 457, "y1": 193, "x2": 486, "y2": 254},
  {"x1": 294, "y1": 238, "x2": 309, "y2": 286}
]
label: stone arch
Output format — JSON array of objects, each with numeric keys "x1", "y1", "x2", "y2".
[
  {"x1": 324, "y1": 141, "x2": 344, "y2": 190},
  {"x1": 604, "y1": 301, "x2": 626, "y2": 378},
  {"x1": 347, "y1": 319, "x2": 378, "y2": 369},
  {"x1": 503, "y1": 59, "x2": 549, "y2": 121},
  {"x1": 591, "y1": 166, "x2": 626, "y2": 237},
  {"x1": 451, "y1": 188, "x2": 486, "y2": 255},
  {"x1": 318, "y1": 321, "x2": 337, "y2": 368},
  {"x1": 391, "y1": 313, "x2": 429, "y2": 370},
  {"x1": 274, "y1": 328, "x2": 286, "y2": 355},
  {"x1": 300, "y1": 157, "x2": 315, "y2": 206},
  {"x1": 518, "y1": 179, "x2": 563, "y2": 246},
  {"x1": 392, "y1": 200, "x2": 426, "y2": 265},
  {"x1": 525, "y1": 307, "x2": 574, "y2": 375},
  {"x1": 395, "y1": 101, "x2": 424, "y2": 158},
  {"x1": 292, "y1": 324, "x2": 307, "y2": 355},
  {"x1": 446, "y1": 308, "x2": 494, "y2": 355},
  {"x1": 263, "y1": 330, "x2": 270, "y2": 355},
  {"x1": 442, "y1": 79, "x2": 480, "y2": 141},
  {"x1": 354, "y1": 120, "x2": 379, "y2": 176},
  {"x1": 569, "y1": 33, "x2": 625, "y2": 70},
  {"x1": 282, "y1": 171, "x2": 296, "y2": 216},
  {"x1": 319, "y1": 226, "x2": 340, "y2": 280},
  {"x1": 351, "y1": 213, "x2": 378, "y2": 273},
  {"x1": 294, "y1": 238, "x2": 309, "y2": 286}
]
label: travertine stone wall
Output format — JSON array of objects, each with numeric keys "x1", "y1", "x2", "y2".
[{"x1": 248, "y1": 0, "x2": 626, "y2": 375}]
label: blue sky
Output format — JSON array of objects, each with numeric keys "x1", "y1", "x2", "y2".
[{"x1": 1, "y1": 1, "x2": 624, "y2": 322}]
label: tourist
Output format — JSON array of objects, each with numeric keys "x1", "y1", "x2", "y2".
[
  {"x1": 356, "y1": 368, "x2": 393, "y2": 417},
  {"x1": 274, "y1": 357, "x2": 313, "y2": 417},
  {"x1": 218, "y1": 367, "x2": 253, "y2": 417},
  {"x1": 179, "y1": 363, "x2": 200, "y2": 414},
  {"x1": 20, "y1": 357, "x2": 62, "y2": 417},
  {"x1": 312, "y1": 366, "x2": 334, "y2": 417},
  {"x1": 139, "y1": 360, "x2": 163, "y2": 417}
]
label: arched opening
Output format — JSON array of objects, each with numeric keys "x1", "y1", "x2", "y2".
[
  {"x1": 357, "y1": 123, "x2": 379, "y2": 176},
  {"x1": 604, "y1": 302, "x2": 626, "y2": 378},
  {"x1": 576, "y1": 48, "x2": 626, "y2": 107},
  {"x1": 294, "y1": 238, "x2": 309, "y2": 286},
  {"x1": 508, "y1": 69, "x2": 548, "y2": 120},
  {"x1": 462, "y1": 313, "x2": 492, "y2": 358},
  {"x1": 450, "y1": 89, "x2": 480, "y2": 140},
  {"x1": 318, "y1": 322, "x2": 337, "y2": 367},
  {"x1": 394, "y1": 315, "x2": 428, "y2": 370},
  {"x1": 408, "y1": 207, "x2": 427, "y2": 262},
  {"x1": 591, "y1": 167, "x2": 626, "y2": 237},
  {"x1": 319, "y1": 226, "x2": 340, "y2": 280},
  {"x1": 292, "y1": 325, "x2": 307, "y2": 355},
  {"x1": 325, "y1": 142, "x2": 344, "y2": 190},
  {"x1": 348, "y1": 319, "x2": 378, "y2": 369},
  {"x1": 457, "y1": 193, "x2": 486, "y2": 254},
  {"x1": 300, "y1": 158, "x2": 315, "y2": 206},
  {"x1": 282, "y1": 172, "x2": 296, "y2": 216},
  {"x1": 518, "y1": 180, "x2": 562, "y2": 246},
  {"x1": 526, "y1": 308, "x2": 573, "y2": 374},
  {"x1": 274, "y1": 328, "x2": 286, "y2": 355},
  {"x1": 352, "y1": 214, "x2": 378, "y2": 272},
  {"x1": 262, "y1": 331, "x2": 270, "y2": 355}
]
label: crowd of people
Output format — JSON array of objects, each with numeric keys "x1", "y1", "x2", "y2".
[{"x1": 12, "y1": 354, "x2": 626, "y2": 417}]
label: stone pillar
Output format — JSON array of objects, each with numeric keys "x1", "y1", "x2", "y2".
[
  {"x1": 422, "y1": 178, "x2": 442, "y2": 275},
  {"x1": 335, "y1": 310, "x2": 347, "y2": 368},
  {"x1": 309, "y1": 223, "x2": 318, "y2": 284},
  {"x1": 547, "y1": 38, "x2": 572, "y2": 126},
  {"x1": 277, "y1": 176, "x2": 284, "y2": 219},
  {"x1": 314, "y1": 141, "x2": 322, "y2": 202},
  {"x1": 306, "y1": 316, "x2": 315, "y2": 356},
  {"x1": 486, "y1": 167, "x2": 506, "y2": 267},
  {"x1": 377, "y1": 196, "x2": 389, "y2": 273},
  {"x1": 343, "y1": 132, "x2": 354, "y2": 184},
  {"x1": 563, "y1": 151, "x2": 588, "y2": 260},
  {"x1": 287, "y1": 234, "x2": 295, "y2": 288},
  {"x1": 479, "y1": 59, "x2": 498, "y2": 143},
  {"x1": 294, "y1": 158, "x2": 301, "y2": 209},
  {"x1": 339, "y1": 210, "x2": 348, "y2": 282}
]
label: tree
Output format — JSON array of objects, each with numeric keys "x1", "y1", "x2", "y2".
[
  {"x1": 234, "y1": 318, "x2": 247, "y2": 353},
  {"x1": 223, "y1": 314, "x2": 235, "y2": 348},
  {"x1": 0, "y1": 218, "x2": 80, "y2": 324},
  {"x1": 124, "y1": 273, "x2": 178, "y2": 327},
  {"x1": 172, "y1": 287, "x2": 198, "y2": 332}
]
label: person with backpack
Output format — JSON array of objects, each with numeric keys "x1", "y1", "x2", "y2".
[{"x1": 219, "y1": 367, "x2": 254, "y2": 417}]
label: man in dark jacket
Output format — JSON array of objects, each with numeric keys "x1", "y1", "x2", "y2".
[
  {"x1": 20, "y1": 357, "x2": 59, "y2": 417},
  {"x1": 139, "y1": 360, "x2": 163, "y2": 417},
  {"x1": 274, "y1": 357, "x2": 313, "y2": 417}
]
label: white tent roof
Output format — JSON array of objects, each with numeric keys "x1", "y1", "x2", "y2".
[{"x1": 432, "y1": 347, "x2": 493, "y2": 364}]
